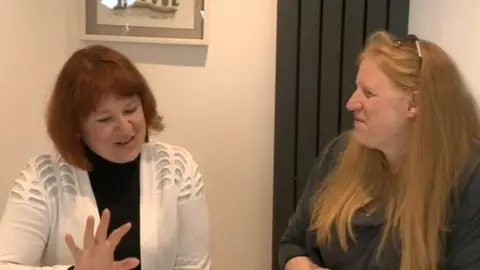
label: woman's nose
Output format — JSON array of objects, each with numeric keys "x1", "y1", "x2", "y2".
[
  {"x1": 116, "y1": 117, "x2": 133, "y2": 132},
  {"x1": 346, "y1": 90, "x2": 362, "y2": 111}
]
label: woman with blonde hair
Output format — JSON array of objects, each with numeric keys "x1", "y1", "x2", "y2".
[{"x1": 279, "y1": 30, "x2": 480, "y2": 270}]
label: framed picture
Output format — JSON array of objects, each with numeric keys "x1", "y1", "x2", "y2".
[{"x1": 77, "y1": 0, "x2": 209, "y2": 45}]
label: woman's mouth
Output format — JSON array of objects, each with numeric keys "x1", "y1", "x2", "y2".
[
  {"x1": 354, "y1": 117, "x2": 365, "y2": 123},
  {"x1": 115, "y1": 136, "x2": 135, "y2": 145}
]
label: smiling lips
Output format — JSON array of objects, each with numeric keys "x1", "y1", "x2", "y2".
[
  {"x1": 116, "y1": 135, "x2": 135, "y2": 145},
  {"x1": 354, "y1": 117, "x2": 365, "y2": 123}
]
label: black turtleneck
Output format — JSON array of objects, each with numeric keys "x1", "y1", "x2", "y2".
[{"x1": 84, "y1": 146, "x2": 141, "y2": 269}]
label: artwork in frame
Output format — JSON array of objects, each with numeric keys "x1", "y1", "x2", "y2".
[{"x1": 78, "y1": 0, "x2": 208, "y2": 45}]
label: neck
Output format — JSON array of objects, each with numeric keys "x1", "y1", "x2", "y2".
[
  {"x1": 83, "y1": 144, "x2": 140, "y2": 173},
  {"x1": 381, "y1": 143, "x2": 407, "y2": 172},
  {"x1": 83, "y1": 144, "x2": 141, "y2": 204}
]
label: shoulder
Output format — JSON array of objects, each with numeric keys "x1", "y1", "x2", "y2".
[
  {"x1": 143, "y1": 140, "x2": 197, "y2": 164},
  {"x1": 311, "y1": 132, "x2": 349, "y2": 175},
  {"x1": 8, "y1": 152, "x2": 66, "y2": 207},
  {"x1": 325, "y1": 132, "x2": 349, "y2": 155},
  {"x1": 445, "y1": 144, "x2": 480, "y2": 263},
  {"x1": 18, "y1": 151, "x2": 64, "y2": 183},
  {"x1": 299, "y1": 133, "x2": 349, "y2": 199},
  {"x1": 142, "y1": 140, "x2": 204, "y2": 200},
  {"x1": 447, "y1": 143, "x2": 480, "y2": 229},
  {"x1": 457, "y1": 142, "x2": 480, "y2": 200}
]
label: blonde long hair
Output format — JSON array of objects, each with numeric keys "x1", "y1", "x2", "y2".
[{"x1": 310, "y1": 31, "x2": 480, "y2": 270}]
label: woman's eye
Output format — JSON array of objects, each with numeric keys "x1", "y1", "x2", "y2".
[
  {"x1": 364, "y1": 89, "x2": 374, "y2": 98},
  {"x1": 96, "y1": 117, "x2": 112, "y2": 123},
  {"x1": 124, "y1": 107, "x2": 137, "y2": 114}
]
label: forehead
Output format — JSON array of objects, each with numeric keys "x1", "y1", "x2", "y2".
[{"x1": 357, "y1": 58, "x2": 393, "y2": 91}]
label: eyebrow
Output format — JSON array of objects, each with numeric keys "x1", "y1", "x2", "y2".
[
  {"x1": 358, "y1": 78, "x2": 379, "y2": 91},
  {"x1": 356, "y1": 80, "x2": 369, "y2": 89},
  {"x1": 94, "y1": 100, "x2": 137, "y2": 114}
]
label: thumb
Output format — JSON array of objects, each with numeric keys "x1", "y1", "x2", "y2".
[{"x1": 114, "y1": 258, "x2": 140, "y2": 270}]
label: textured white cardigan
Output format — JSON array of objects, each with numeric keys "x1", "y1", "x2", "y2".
[{"x1": 0, "y1": 141, "x2": 211, "y2": 270}]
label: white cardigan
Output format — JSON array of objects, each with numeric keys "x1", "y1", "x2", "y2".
[{"x1": 0, "y1": 141, "x2": 211, "y2": 270}]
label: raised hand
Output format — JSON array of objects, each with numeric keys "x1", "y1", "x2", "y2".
[{"x1": 65, "y1": 209, "x2": 140, "y2": 270}]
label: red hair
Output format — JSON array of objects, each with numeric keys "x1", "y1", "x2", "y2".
[{"x1": 46, "y1": 45, "x2": 164, "y2": 170}]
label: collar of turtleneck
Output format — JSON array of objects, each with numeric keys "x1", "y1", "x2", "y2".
[
  {"x1": 83, "y1": 144, "x2": 140, "y2": 174},
  {"x1": 83, "y1": 144, "x2": 141, "y2": 202}
]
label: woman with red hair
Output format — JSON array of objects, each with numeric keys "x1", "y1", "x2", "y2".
[{"x1": 0, "y1": 45, "x2": 211, "y2": 270}]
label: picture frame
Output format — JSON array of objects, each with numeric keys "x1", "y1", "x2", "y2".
[{"x1": 77, "y1": 0, "x2": 209, "y2": 45}]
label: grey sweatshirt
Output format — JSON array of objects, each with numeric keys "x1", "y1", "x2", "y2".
[{"x1": 278, "y1": 135, "x2": 480, "y2": 270}]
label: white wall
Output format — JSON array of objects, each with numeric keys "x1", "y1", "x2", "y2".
[
  {"x1": 0, "y1": 2, "x2": 68, "y2": 167},
  {"x1": 1, "y1": 1, "x2": 276, "y2": 270},
  {"x1": 409, "y1": 0, "x2": 480, "y2": 101}
]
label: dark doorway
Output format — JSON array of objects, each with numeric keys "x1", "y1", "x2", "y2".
[{"x1": 271, "y1": 0, "x2": 410, "y2": 269}]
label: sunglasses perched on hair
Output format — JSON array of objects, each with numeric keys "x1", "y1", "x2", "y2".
[{"x1": 394, "y1": 34, "x2": 423, "y2": 65}]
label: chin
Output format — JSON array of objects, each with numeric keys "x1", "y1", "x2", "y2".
[
  {"x1": 111, "y1": 138, "x2": 143, "y2": 163},
  {"x1": 120, "y1": 151, "x2": 141, "y2": 163},
  {"x1": 351, "y1": 130, "x2": 377, "y2": 149}
]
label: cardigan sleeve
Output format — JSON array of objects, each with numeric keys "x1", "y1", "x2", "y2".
[
  {"x1": 0, "y1": 157, "x2": 71, "y2": 270},
  {"x1": 174, "y1": 150, "x2": 211, "y2": 270}
]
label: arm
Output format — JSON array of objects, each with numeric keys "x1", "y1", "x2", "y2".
[
  {"x1": 0, "y1": 158, "x2": 71, "y2": 270},
  {"x1": 278, "y1": 134, "x2": 347, "y2": 270},
  {"x1": 278, "y1": 159, "x2": 324, "y2": 270},
  {"x1": 174, "y1": 151, "x2": 211, "y2": 270},
  {"x1": 445, "y1": 160, "x2": 480, "y2": 270}
]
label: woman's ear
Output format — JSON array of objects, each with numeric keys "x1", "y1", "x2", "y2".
[{"x1": 407, "y1": 90, "x2": 419, "y2": 118}]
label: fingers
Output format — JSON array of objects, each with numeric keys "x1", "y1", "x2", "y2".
[
  {"x1": 83, "y1": 216, "x2": 96, "y2": 249},
  {"x1": 107, "y1": 222, "x2": 132, "y2": 248},
  {"x1": 115, "y1": 258, "x2": 140, "y2": 270},
  {"x1": 95, "y1": 209, "x2": 111, "y2": 243},
  {"x1": 65, "y1": 233, "x2": 81, "y2": 257}
]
